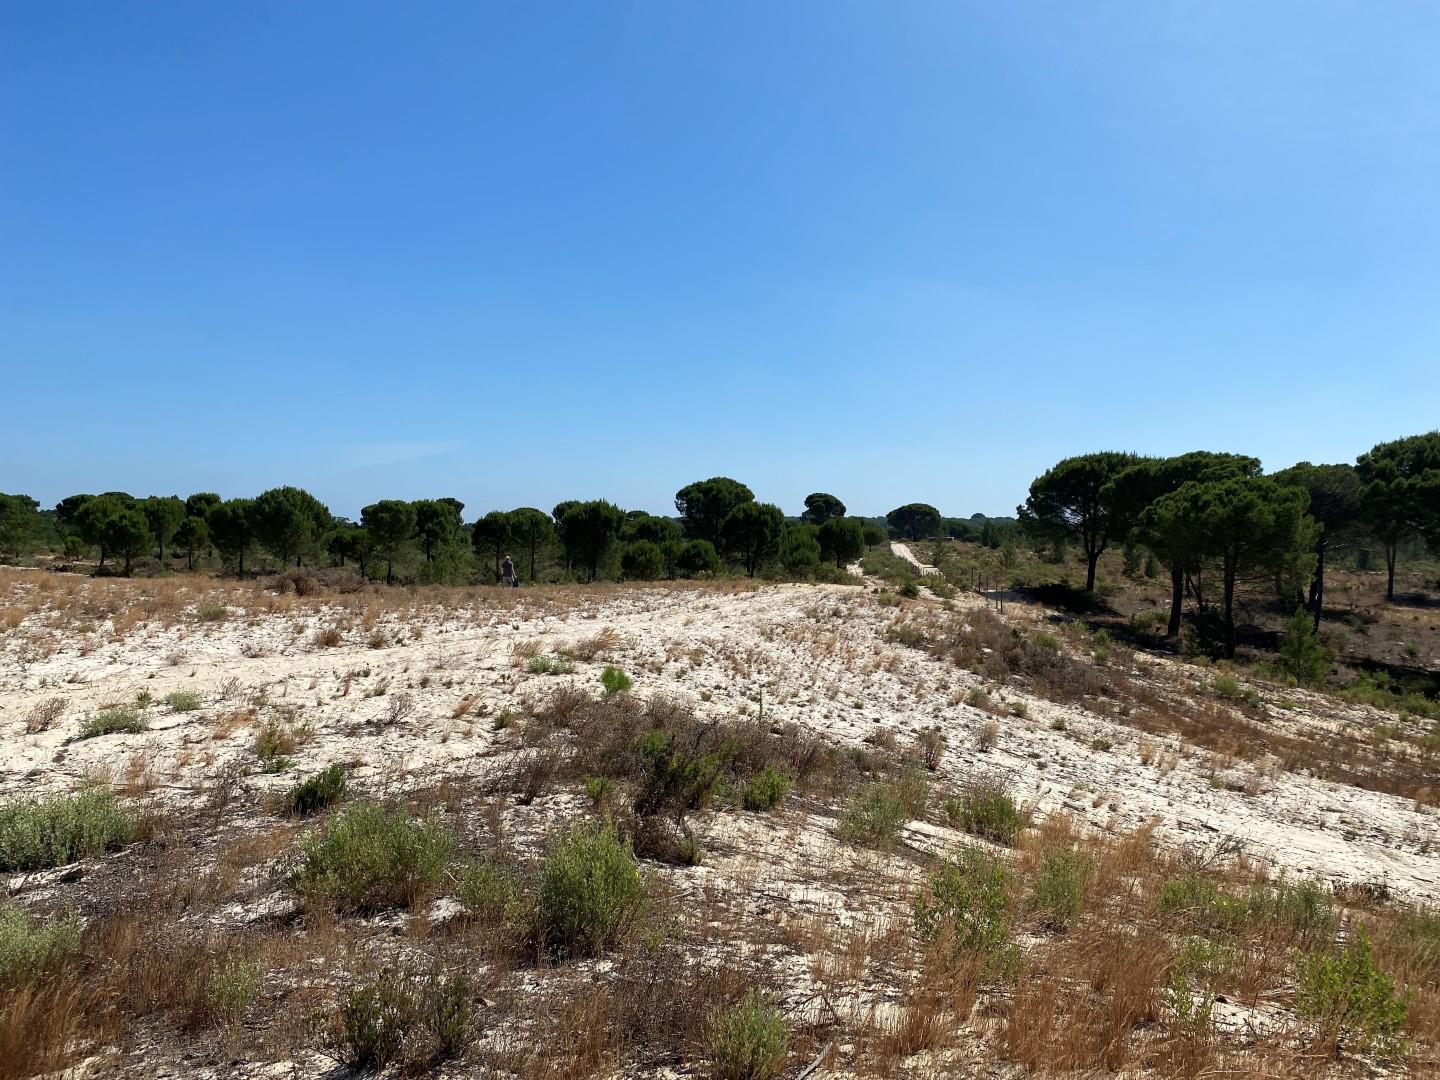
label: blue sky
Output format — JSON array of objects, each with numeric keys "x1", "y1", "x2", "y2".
[{"x1": 3, "y1": 3, "x2": 1438, "y2": 520}]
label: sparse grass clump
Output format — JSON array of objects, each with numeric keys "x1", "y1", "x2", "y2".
[
  {"x1": 913, "y1": 847, "x2": 1016, "y2": 972},
  {"x1": 741, "y1": 766, "x2": 791, "y2": 811},
  {"x1": 1030, "y1": 847, "x2": 1095, "y2": 930},
  {"x1": 527, "y1": 654, "x2": 575, "y2": 676},
  {"x1": 206, "y1": 960, "x2": 262, "y2": 1024},
  {"x1": 288, "y1": 802, "x2": 454, "y2": 911},
  {"x1": 839, "y1": 771, "x2": 927, "y2": 848},
  {"x1": 331, "y1": 965, "x2": 471, "y2": 1070},
  {"x1": 284, "y1": 765, "x2": 346, "y2": 816},
  {"x1": 0, "y1": 788, "x2": 136, "y2": 872},
  {"x1": 163, "y1": 690, "x2": 202, "y2": 712},
  {"x1": 600, "y1": 665, "x2": 633, "y2": 696},
  {"x1": 78, "y1": 705, "x2": 145, "y2": 739},
  {"x1": 456, "y1": 857, "x2": 525, "y2": 923},
  {"x1": 25, "y1": 697, "x2": 65, "y2": 734},
  {"x1": 946, "y1": 774, "x2": 1025, "y2": 846},
  {"x1": 254, "y1": 721, "x2": 296, "y2": 772},
  {"x1": 0, "y1": 902, "x2": 82, "y2": 983},
  {"x1": 538, "y1": 820, "x2": 646, "y2": 957},
  {"x1": 1157, "y1": 874, "x2": 1336, "y2": 938},
  {"x1": 196, "y1": 603, "x2": 229, "y2": 622},
  {"x1": 708, "y1": 988, "x2": 790, "y2": 1080},
  {"x1": 1295, "y1": 934, "x2": 1407, "y2": 1056}
]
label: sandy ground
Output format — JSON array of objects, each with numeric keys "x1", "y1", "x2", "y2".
[
  {"x1": 4, "y1": 574, "x2": 1437, "y2": 903},
  {"x1": 888, "y1": 542, "x2": 939, "y2": 576}
]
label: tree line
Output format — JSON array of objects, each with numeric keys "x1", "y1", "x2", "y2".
[
  {"x1": 0, "y1": 479, "x2": 910, "y2": 586},
  {"x1": 1014, "y1": 433, "x2": 1440, "y2": 657}
]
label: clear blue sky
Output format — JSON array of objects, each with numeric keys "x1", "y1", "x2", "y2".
[{"x1": 3, "y1": 3, "x2": 1438, "y2": 520}]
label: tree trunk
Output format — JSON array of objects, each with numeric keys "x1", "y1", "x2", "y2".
[
  {"x1": 1222, "y1": 563, "x2": 1237, "y2": 659},
  {"x1": 1309, "y1": 536, "x2": 1327, "y2": 631},
  {"x1": 386, "y1": 558, "x2": 393, "y2": 585},
  {"x1": 1386, "y1": 541, "x2": 1398, "y2": 601},
  {"x1": 1167, "y1": 562, "x2": 1184, "y2": 637},
  {"x1": 1084, "y1": 548, "x2": 1099, "y2": 593},
  {"x1": 123, "y1": 552, "x2": 133, "y2": 577}
]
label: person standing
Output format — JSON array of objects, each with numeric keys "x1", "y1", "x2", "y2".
[{"x1": 500, "y1": 554, "x2": 517, "y2": 587}]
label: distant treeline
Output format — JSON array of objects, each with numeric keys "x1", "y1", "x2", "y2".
[
  {"x1": 0, "y1": 478, "x2": 999, "y2": 587},
  {"x1": 1009, "y1": 432, "x2": 1440, "y2": 658},
  {"x1": 4, "y1": 431, "x2": 1436, "y2": 653}
]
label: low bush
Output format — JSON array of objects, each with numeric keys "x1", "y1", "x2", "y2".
[
  {"x1": 1029, "y1": 848, "x2": 1095, "y2": 930},
  {"x1": 600, "y1": 665, "x2": 633, "y2": 696},
  {"x1": 708, "y1": 988, "x2": 790, "y2": 1080},
  {"x1": 946, "y1": 774, "x2": 1025, "y2": 846},
  {"x1": 284, "y1": 765, "x2": 346, "y2": 816},
  {"x1": 741, "y1": 766, "x2": 791, "y2": 812},
  {"x1": 77, "y1": 705, "x2": 146, "y2": 739},
  {"x1": 1295, "y1": 934, "x2": 1407, "y2": 1056},
  {"x1": 196, "y1": 603, "x2": 229, "y2": 622},
  {"x1": 0, "y1": 902, "x2": 82, "y2": 984},
  {"x1": 538, "y1": 820, "x2": 646, "y2": 957},
  {"x1": 634, "y1": 730, "x2": 725, "y2": 817},
  {"x1": 913, "y1": 848, "x2": 1016, "y2": 973},
  {"x1": 163, "y1": 690, "x2": 203, "y2": 712},
  {"x1": 288, "y1": 802, "x2": 454, "y2": 911},
  {"x1": 0, "y1": 788, "x2": 136, "y2": 872}
]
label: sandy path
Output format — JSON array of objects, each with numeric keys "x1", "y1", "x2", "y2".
[{"x1": 890, "y1": 541, "x2": 939, "y2": 576}]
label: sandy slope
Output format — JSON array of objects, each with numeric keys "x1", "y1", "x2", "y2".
[{"x1": 4, "y1": 577, "x2": 1437, "y2": 903}]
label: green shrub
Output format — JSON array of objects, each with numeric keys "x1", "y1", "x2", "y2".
[
  {"x1": 1277, "y1": 608, "x2": 1329, "y2": 686},
  {"x1": 163, "y1": 690, "x2": 203, "y2": 712},
  {"x1": 634, "y1": 730, "x2": 724, "y2": 817},
  {"x1": 527, "y1": 655, "x2": 575, "y2": 676},
  {"x1": 1030, "y1": 848, "x2": 1095, "y2": 930},
  {"x1": 946, "y1": 775, "x2": 1025, "y2": 846},
  {"x1": 288, "y1": 802, "x2": 454, "y2": 911},
  {"x1": 1295, "y1": 934, "x2": 1407, "y2": 1055},
  {"x1": 196, "y1": 603, "x2": 229, "y2": 622},
  {"x1": 1249, "y1": 879, "x2": 1336, "y2": 936},
  {"x1": 600, "y1": 666, "x2": 633, "y2": 696},
  {"x1": 538, "y1": 820, "x2": 646, "y2": 957},
  {"x1": 456, "y1": 858, "x2": 524, "y2": 922},
  {"x1": 839, "y1": 784, "x2": 908, "y2": 848},
  {"x1": 708, "y1": 988, "x2": 790, "y2": 1080},
  {"x1": 78, "y1": 705, "x2": 146, "y2": 739},
  {"x1": 0, "y1": 902, "x2": 82, "y2": 983},
  {"x1": 206, "y1": 959, "x2": 262, "y2": 1024},
  {"x1": 1212, "y1": 675, "x2": 1242, "y2": 699},
  {"x1": 1156, "y1": 875, "x2": 1252, "y2": 931},
  {"x1": 913, "y1": 848, "x2": 1016, "y2": 972},
  {"x1": 0, "y1": 788, "x2": 136, "y2": 872},
  {"x1": 741, "y1": 766, "x2": 791, "y2": 812},
  {"x1": 899, "y1": 581, "x2": 920, "y2": 599},
  {"x1": 284, "y1": 765, "x2": 347, "y2": 816}
]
